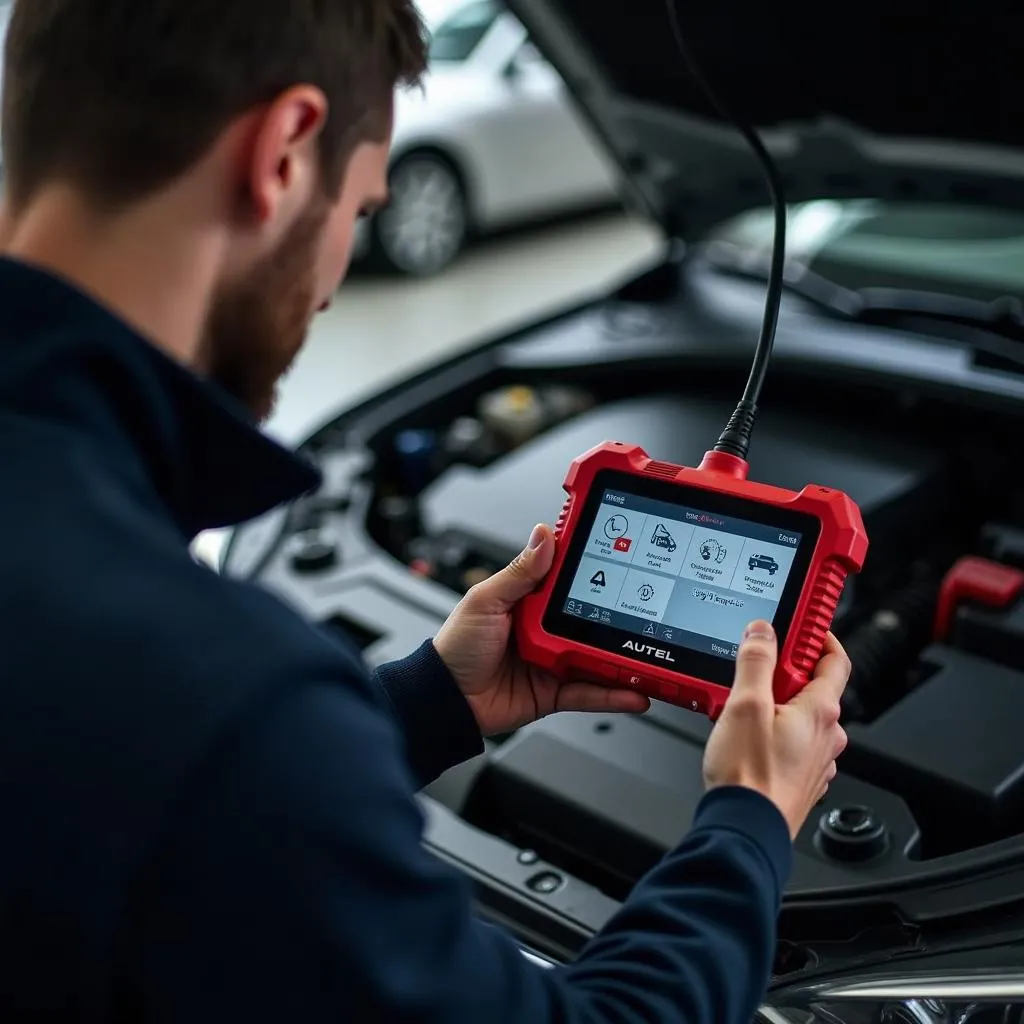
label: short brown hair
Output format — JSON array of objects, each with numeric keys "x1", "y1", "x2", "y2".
[{"x1": 1, "y1": 0, "x2": 428, "y2": 210}]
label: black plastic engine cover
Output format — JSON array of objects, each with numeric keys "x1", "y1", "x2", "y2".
[
  {"x1": 464, "y1": 706, "x2": 920, "y2": 900},
  {"x1": 954, "y1": 595, "x2": 1024, "y2": 673},
  {"x1": 844, "y1": 644, "x2": 1024, "y2": 847},
  {"x1": 982, "y1": 523, "x2": 1024, "y2": 569},
  {"x1": 421, "y1": 395, "x2": 945, "y2": 561}
]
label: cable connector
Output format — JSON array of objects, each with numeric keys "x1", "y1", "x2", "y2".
[{"x1": 713, "y1": 399, "x2": 758, "y2": 461}]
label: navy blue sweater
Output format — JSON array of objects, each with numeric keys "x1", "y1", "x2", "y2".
[{"x1": 0, "y1": 257, "x2": 792, "y2": 1022}]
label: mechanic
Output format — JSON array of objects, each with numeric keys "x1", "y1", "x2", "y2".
[{"x1": 0, "y1": 0, "x2": 849, "y2": 1021}]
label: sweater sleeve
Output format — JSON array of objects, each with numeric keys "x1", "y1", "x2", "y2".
[
  {"x1": 371, "y1": 639, "x2": 484, "y2": 787},
  {"x1": 126, "y1": 677, "x2": 791, "y2": 1024}
]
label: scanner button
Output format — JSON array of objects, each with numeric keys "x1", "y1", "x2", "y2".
[
  {"x1": 677, "y1": 685, "x2": 708, "y2": 714},
  {"x1": 619, "y1": 669, "x2": 648, "y2": 690}
]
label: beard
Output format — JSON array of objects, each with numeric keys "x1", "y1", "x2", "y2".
[{"x1": 200, "y1": 200, "x2": 329, "y2": 423}]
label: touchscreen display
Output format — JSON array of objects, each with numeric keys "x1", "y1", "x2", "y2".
[{"x1": 557, "y1": 485, "x2": 808, "y2": 664}]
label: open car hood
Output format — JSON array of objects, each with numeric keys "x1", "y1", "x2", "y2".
[{"x1": 501, "y1": 1, "x2": 1024, "y2": 241}]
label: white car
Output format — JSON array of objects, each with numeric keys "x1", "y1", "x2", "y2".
[{"x1": 353, "y1": 0, "x2": 620, "y2": 276}]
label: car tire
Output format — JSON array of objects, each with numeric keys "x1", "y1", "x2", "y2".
[{"x1": 367, "y1": 152, "x2": 468, "y2": 277}]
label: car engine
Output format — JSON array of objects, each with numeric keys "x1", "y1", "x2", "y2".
[{"x1": 223, "y1": 251, "x2": 1024, "y2": 974}]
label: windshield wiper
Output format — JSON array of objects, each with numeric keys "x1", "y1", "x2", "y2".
[{"x1": 706, "y1": 244, "x2": 1024, "y2": 373}]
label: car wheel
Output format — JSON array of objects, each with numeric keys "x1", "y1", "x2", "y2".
[{"x1": 370, "y1": 152, "x2": 468, "y2": 276}]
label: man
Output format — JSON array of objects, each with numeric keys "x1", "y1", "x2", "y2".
[{"x1": 0, "y1": 0, "x2": 849, "y2": 1020}]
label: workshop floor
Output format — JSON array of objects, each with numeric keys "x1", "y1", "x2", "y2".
[{"x1": 193, "y1": 209, "x2": 661, "y2": 566}]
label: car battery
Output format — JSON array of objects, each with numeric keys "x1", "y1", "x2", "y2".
[
  {"x1": 844, "y1": 644, "x2": 1024, "y2": 845},
  {"x1": 935, "y1": 555, "x2": 1024, "y2": 674},
  {"x1": 981, "y1": 523, "x2": 1024, "y2": 569},
  {"x1": 953, "y1": 594, "x2": 1024, "y2": 673}
]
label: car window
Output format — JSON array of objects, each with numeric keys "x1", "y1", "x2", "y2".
[{"x1": 427, "y1": 0, "x2": 500, "y2": 63}]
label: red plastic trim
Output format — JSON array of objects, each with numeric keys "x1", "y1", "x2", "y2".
[{"x1": 933, "y1": 555, "x2": 1024, "y2": 642}]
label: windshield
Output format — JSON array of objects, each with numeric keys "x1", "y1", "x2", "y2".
[
  {"x1": 707, "y1": 200, "x2": 1024, "y2": 306},
  {"x1": 427, "y1": 0, "x2": 500, "y2": 63}
]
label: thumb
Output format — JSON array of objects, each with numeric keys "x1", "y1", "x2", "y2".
[
  {"x1": 470, "y1": 524, "x2": 554, "y2": 612},
  {"x1": 728, "y1": 620, "x2": 778, "y2": 704}
]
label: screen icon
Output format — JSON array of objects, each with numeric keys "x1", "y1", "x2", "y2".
[
  {"x1": 604, "y1": 515, "x2": 629, "y2": 540},
  {"x1": 643, "y1": 623, "x2": 656, "y2": 636},
  {"x1": 637, "y1": 583, "x2": 656, "y2": 602},
  {"x1": 613, "y1": 536, "x2": 632, "y2": 553},
  {"x1": 589, "y1": 570, "x2": 607, "y2": 588},
  {"x1": 699, "y1": 537, "x2": 727, "y2": 564},
  {"x1": 650, "y1": 523, "x2": 677, "y2": 552},
  {"x1": 747, "y1": 553, "x2": 779, "y2": 575}
]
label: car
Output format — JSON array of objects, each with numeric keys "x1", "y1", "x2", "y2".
[
  {"x1": 350, "y1": 0, "x2": 619, "y2": 276},
  {"x1": 747, "y1": 553, "x2": 778, "y2": 575},
  {"x1": 224, "y1": 3, "x2": 1024, "y2": 1019}
]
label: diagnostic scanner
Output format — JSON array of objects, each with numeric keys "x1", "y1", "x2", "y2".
[
  {"x1": 515, "y1": 444, "x2": 868, "y2": 718},
  {"x1": 514, "y1": 1, "x2": 869, "y2": 717}
]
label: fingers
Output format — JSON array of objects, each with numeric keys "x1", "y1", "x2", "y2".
[
  {"x1": 468, "y1": 523, "x2": 555, "y2": 612},
  {"x1": 818, "y1": 759, "x2": 839, "y2": 798},
  {"x1": 728, "y1": 620, "x2": 778, "y2": 706},
  {"x1": 815, "y1": 731, "x2": 845, "y2": 804},
  {"x1": 556, "y1": 681, "x2": 651, "y2": 715},
  {"x1": 814, "y1": 633, "x2": 853, "y2": 700},
  {"x1": 789, "y1": 633, "x2": 851, "y2": 719},
  {"x1": 833, "y1": 722, "x2": 849, "y2": 758}
]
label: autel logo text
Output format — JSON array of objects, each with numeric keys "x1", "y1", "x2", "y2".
[
  {"x1": 684, "y1": 511, "x2": 723, "y2": 527},
  {"x1": 622, "y1": 640, "x2": 676, "y2": 662}
]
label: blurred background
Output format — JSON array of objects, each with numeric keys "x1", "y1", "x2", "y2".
[
  {"x1": 0, "y1": 0, "x2": 660, "y2": 562},
  {"x1": 192, "y1": 0, "x2": 665, "y2": 561},
  {"x1": 4, "y1": 0, "x2": 1022, "y2": 575}
]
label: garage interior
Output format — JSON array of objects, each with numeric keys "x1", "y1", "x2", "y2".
[
  {"x1": 9, "y1": 0, "x2": 1024, "y2": 1018},
  {"x1": 216, "y1": 5, "x2": 1024, "y2": 1016}
]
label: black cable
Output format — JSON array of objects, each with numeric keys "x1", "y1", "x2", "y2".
[
  {"x1": 664, "y1": 0, "x2": 787, "y2": 460},
  {"x1": 839, "y1": 574, "x2": 939, "y2": 722}
]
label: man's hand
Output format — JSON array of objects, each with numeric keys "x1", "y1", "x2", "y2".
[
  {"x1": 433, "y1": 523, "x2": 651, "y2": 736},
  {"x1": 702, "y1": 620, "x2": 850, "y2": 839}
]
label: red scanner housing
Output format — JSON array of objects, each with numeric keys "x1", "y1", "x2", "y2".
[{"x1": 515, "y1": 442, "x2": 869, "y2": 719}]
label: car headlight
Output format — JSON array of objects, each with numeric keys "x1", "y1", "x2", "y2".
[
  {"x1": 518, "y1": 946, "x2": 1024, "y2": 1020},
  {"x1": 759, "y1": 964, "x2": 1024, "y2": 1023}
]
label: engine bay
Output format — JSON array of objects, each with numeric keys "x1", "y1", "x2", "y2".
[{"x1": 224, "y1": 251, "x2": 1024, "y2": 969}]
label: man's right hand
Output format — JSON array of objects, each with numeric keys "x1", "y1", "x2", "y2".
[{"x1": 702, "y1": 620, "x2": 850, "y2": 840}]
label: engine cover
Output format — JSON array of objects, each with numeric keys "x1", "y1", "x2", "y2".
[{"x1": 420, "y1": 395, "x2": 944, "y2": 560}]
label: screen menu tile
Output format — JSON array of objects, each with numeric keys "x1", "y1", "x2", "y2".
[{"x1": 564, "y1": 490, "x2": 804, "y2": 661}]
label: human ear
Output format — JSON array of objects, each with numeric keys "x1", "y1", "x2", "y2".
[{"x1": 244, "y1": 85, "x2": 328, "y2": 226}]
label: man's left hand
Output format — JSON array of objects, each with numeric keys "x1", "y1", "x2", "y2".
[{"x1": 433, "y1": 523, "x2": 651, "y2": 736}]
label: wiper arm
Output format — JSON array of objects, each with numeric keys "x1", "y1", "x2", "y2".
[
  {"x1": 706, "y1": 242, "x2": 1024, "y2": 372},
  {"x1": 826, "y1": 281, "x2": 1024, "y2": 339}
]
